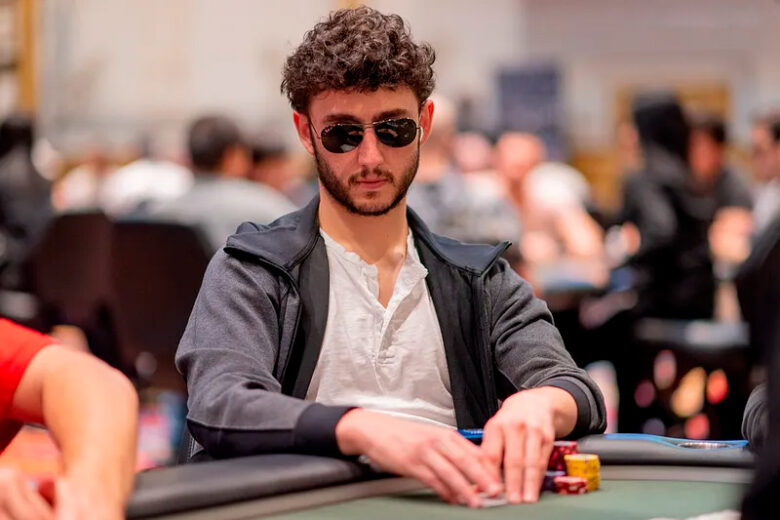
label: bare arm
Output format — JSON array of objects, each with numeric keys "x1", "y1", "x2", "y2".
[{"x1": 9, "y1": 346, "x2": 139, "y2": 519}]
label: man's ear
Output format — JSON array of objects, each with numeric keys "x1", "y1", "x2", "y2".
[
  {"x1": 419, "y1": 99, "x2": 434, "y2": 146},
  {"x1": 293, "y1": 112, "x2": 315, "y2": 155}
]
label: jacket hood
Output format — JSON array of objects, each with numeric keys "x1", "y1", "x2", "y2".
[{"x1": 224, "y1": 196, "x2": 510, "y2": 275}]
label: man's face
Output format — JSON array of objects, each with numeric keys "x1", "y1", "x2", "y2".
[
  {"x1": 494, "y1": 135, "x2": 544, "y2": 183},
  {"x1": 689, "y1": 130, "x2": 723, "y2": 184},
  {"x1": 293, "y1": 87, "x2": 433, "y2": 216},
  {"x1": 751, "y1": 123, "x2": 778, "y2": 182}
]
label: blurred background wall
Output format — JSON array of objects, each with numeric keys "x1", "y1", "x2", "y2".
[{"x1": 1, "y1": 0, "x2": 779, "y2": 207}]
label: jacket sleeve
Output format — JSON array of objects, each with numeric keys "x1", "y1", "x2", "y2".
[
  {"x1": 175, "y1": 251, "x2": 353, "y2": 459},
  {"x1": 742, "y1": 383, "x2": 767, "y2": 449},
  {"x1": 486, "y1": 259, "x2": 607, "y2": 438}
]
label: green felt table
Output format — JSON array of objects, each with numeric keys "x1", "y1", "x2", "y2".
[
  {"x1": 267, "y1": 479, "x2": 743, "y2": 520},
  {"x1": 145, "y1": 466, "x2": 748, "y2": 520}
]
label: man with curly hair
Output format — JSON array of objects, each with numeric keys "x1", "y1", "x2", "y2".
[{"x1": 177, "y1": 6, "x2": 605, "y2": 508}]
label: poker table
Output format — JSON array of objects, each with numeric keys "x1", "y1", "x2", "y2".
[{"x1": 127, "y1": 434, "x2": 754, "y2": 520}]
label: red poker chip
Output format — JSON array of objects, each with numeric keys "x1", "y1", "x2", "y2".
[
  {"x1": 554, "y1": 476, "x2": 588, "y2": 495},
  {"x1": 548, "y1": 441, "x2": 579, "y2": 471}
]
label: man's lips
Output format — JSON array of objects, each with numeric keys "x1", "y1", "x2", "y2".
[{"x1": 355, "y1": 178, "x2": 389, "y2": 189}]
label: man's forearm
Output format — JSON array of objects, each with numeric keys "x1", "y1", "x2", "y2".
[{"x1": 39, "y1": 349, "x2": 138, "y2": 506}]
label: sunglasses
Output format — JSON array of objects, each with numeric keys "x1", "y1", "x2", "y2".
[{"x1": 310, "y1": 117, "x2": 420, "y2": 154}]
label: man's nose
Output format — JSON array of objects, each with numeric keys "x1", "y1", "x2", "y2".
[{"x1": 357, "y1": 128, "x2": 384, "y2": 170}]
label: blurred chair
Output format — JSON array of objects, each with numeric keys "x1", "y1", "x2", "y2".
[
  {"x1": 632, "y1": 318, "x2": 751, "y2": 438},
  {"x1": 109, "y1": 220, "x2": 211, "y2": 392},
  {"x1": 27, "y1": 210, "x2": 123, "y2": 369}
]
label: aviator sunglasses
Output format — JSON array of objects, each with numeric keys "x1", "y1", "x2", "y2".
[{"x1": 309, "y1": 117, "x2": 420, "y2": 154}]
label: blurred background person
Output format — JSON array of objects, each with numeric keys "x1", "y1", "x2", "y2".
[
  {"x1": 494, "y1": 132, "x2": 605, "y2": 288},
  {"x1": 406, "y1": 95, "x2": 469, "y2": 238},
  {"x1": 452, "y1": 131, "x2": 494, "y2": 175},
  {"x1": 99, "y1": 139, "x2": 193, "y2": 216},
  {"x1": 148, "y1": 114, "x2": 296, "y2": 252},
  {"x1": 249, "y1": 134, "x2": 317, "y2": 207},
  {"x1": 751, "y1": 114, "x2": 780, "y2": 235},
  {"x1": 52, "y1": 144, "x2": 116, "y2": 211},
  {"x1": 689, "y1": 111, "x2": 753, "y2": 212},
  {"x1": 617, "y1": 93, "x2": 716, "y2": 320},
  {"x1": 615, "y1": 120, "x2": 642, "y2": 175},
  {"x1": 0, "y1": 114, "x2": 53, "y2": 291},
  {"x1": 689, "y1": 111, "x2": 754, "y2": 268},
  {"x1": 406, "y1": 95, "x2": 520, "y2": 246}
]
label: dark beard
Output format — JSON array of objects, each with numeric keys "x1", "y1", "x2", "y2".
[{"x1": 312, "y1": 139, "x2": 419, "y2": 217}]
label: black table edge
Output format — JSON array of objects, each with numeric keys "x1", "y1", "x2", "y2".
[{"x1": 127, "y1": 454, "x2": 372, "y2": 519}]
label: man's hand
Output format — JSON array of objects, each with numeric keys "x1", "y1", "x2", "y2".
[
  {"x1": 0, "y1": 468, "x2": 54, "y2": 520},
  {"x1": 336, "y1": 410, "x2": 503, "y2": 508},
  {"x1": 481, "y1": 387, "x2": 577, "y2": 504},
  {"x1": 37, "y1": 478, "x2": 124, "y2": 520}
]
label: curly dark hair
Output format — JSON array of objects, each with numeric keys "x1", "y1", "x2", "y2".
[{"x1": 281, "y1": 6, "x2": 436, "y2": 114}]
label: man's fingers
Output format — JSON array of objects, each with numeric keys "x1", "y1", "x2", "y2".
[
  {"x1": 414, "y1": 468, "x2": 456, "y2": 505},
  {"x1": 441, "y1": 435, "x2": 503, "y2": 497},
  {"x1": 422, "y1": 449, "x2": 481, "y2": 508},
  {"x1": 502, "y1": 423, "x2": 526, "y2": 504},
  {"x1": 2, "y1": 476, "x2": 54, "y2": 520},
  {"x1": 23, "y1": 485, "x2": 55, "y2": 520},
  {"x1": 480, "y1": 422, "x2": 504, "y2": 479},
  {"x1": 521, "y1": 428, "x2": 548, "y2": 503}
]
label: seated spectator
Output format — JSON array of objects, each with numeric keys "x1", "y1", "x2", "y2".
[
  {"x1": 494, "y1": 133, "x2": 605, "y2": 285},
  {"x1": 99, "y1": 142, "x2": 193, "y2": 216},
  {"x1": 148, "y1": 115, "x2": 296, "y2": 251},
  {"x1": 0, "y1": 319, "x2": 138, "y2": 519},
  {"x1": 52, "y1": 145, "x2": 115, "y2": 211}
]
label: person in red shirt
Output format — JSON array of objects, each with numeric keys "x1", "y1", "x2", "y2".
[{"x1": 0, "y1": 319, "x2": 138, "y2": 519}]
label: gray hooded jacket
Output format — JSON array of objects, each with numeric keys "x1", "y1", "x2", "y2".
[{"x1": 176, "y1": 197, "x2": 606, "y2": 460}]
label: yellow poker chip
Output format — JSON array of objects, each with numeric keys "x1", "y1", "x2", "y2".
[{"x1": 564, "y1": 453, "x2": 601, "y2": 491}]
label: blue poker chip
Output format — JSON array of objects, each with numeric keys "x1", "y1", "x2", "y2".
[
  {"x1": 458, "y1": 428, "x2": 484, "y2": 443},
  {"x1": 543, "y1": 470, "x2": 566, "y2": 491}
]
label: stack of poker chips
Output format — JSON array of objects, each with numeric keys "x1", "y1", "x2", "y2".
[
  {"x1": 544, "y1": 440, "x2": 601, "y2": 495},
  {"x1": 564, "y1": 454, "x2": 601, "y2": 491}
]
